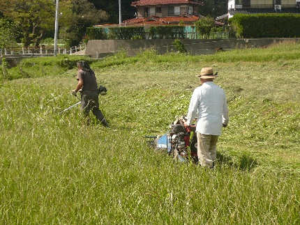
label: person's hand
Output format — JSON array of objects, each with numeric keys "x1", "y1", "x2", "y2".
[{"x1": 71, "y1": 90, "x2": 77, "y2": 96}]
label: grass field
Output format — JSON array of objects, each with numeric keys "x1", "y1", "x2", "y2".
[{"x1": 0, "y1": 42, "x2": 299, "y2": 224}]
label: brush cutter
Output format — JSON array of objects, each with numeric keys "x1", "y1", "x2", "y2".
[
  {"x1": 60, "y1": 85, "x2": 107, "y2": 114},
  {"x1": 59, "y1": 101, "x2": 81, "y2": 114}
]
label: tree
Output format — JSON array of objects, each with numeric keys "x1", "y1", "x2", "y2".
[
  {"x1": 88, "y1": 0, "x2": 135, "y2": 23},
  {"x1": 195, "y1": 17, "x2": 215, "y2": 38},
  {"x1": 0, "y1": 19, "x2": 17, "y2": 49},
  {"x1": 0, "y1": 0, "x2": 55, "y2": 47},
  {"x1": 199, "y1": 0, "x2": 227, "y2": 17},
  {"x1": 0, "y1": 0, "x2": 108, "y2": 47},
  {"x1": 59, "y1": 0, "x2": 108, "y2": 47}
]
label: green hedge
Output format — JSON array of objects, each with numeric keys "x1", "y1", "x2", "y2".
[
  {"x1": 86, "y1": 27, "x2": 107, "y2": 40},
  {"x1": 86, "y1": 26, "x2": 186, "y2": 40},
  {"x1": 108, "y1": 27, "x2": 145, "y2": 40},
  {"x1": 149, "y1": 26, "x2": 185, "y2": 39},
  {"x1": 229, "y1": 14, "x2": 300, "y2": 38},
  {"x1": 86, "y1": 27, "x2": 145, "y2": 40}
]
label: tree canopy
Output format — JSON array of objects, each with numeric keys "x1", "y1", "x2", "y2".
[
  {"x1": 0, "y1": 19, "x2": 17, "y2": 49},
  {"x1": 0, "y1": 0, "x2": 55, "y2": 47},
  {"x1": 199, "y1": 0, "x2": 228, "y2": 17},
  {"x1": 59, "y1": 0, "x2": 108, "y2": 46},
  {"x1": 0, "y1": 0, "x2": 108, "y2": 47},
  {"x1": 88, "y1": 0, "x2": 135, "y2": 23},
  {"x1": 0, "y1": 0, "x2": 228, "y2": 47}
]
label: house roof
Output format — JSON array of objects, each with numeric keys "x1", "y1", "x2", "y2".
[
  {"x1": 123, "y1": 15, "x2": 200, "y2": 25},
  {"x1": 131, "y1": 0, "x2": 203, "y2": 7}
]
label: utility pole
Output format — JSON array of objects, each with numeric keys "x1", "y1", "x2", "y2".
[
  {"x1": 118, "y1": 0, "x2": 122, "y2": 26},
  {"x1": 54, "y1": 0, "x2": 59, "y2": 56}
]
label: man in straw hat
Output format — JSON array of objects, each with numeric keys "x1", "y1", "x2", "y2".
[{"x1": 185, "y1": 67, "x2": 229, "y2": 168}]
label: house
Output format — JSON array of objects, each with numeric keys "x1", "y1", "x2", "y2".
[
  {"x1": 226, "y1": 0, "x2": 300, "y2": 18},
  {"x1": 123, "y1": 0, "x2": 203, "y2": 26}
]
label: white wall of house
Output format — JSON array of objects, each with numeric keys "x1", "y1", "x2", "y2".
[
  {"x1": 251, "y1": 0, "x2": 273, "y2": 8},
  {"x1": 228, "y1": 0, "x2": 236, "y2": 10},
  {"x1": 135, "y1": 4, "x2": 197, "y2": 18},
  {"x1": 282, "y1": 0, "x2": 297, "y2": 7},
  {"x1": 149, "y1": 7, "x2": 156, "y2": 16},
  {"x1": 174, "y1": 6, "x2": 180, "y2": 15},
  {"x1": 228, "y1": 0, "x2": 298, "y2": 10}
]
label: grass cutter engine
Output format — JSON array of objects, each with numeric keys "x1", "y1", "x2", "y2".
[
  {"x1": 169, "y1": 116, "x2": 197, "y2": 163},
  {"x1": 146, "y1": 116, "x2": 197, "y2": 163}
]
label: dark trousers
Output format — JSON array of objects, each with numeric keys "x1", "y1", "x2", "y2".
[{"x1": 81, "y1": 92, "x2": 108, "y2": 126}]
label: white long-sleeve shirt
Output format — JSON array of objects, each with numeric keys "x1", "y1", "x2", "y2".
[{"x1": 186, "y1": 82, "x2": 229, "y2": 136}]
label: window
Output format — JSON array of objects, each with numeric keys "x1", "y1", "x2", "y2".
[
  {"x1": 274, "y1": 0, "x2": 281, "y2": 5},
  {"x1": 180, "y1": 6, "x2": 187, "y2": 15},
  {"x1": 144, "y1": 7, "x2": 149, "y2": 17},
  {"x1": 174, "y1": 6, "x2": 180, "y2": 15},
  {"x1": 242, "y1": 0, "x2": 250, "y2": 8},
  {"x1": 188, "y1": 6, "x2": 193, "y2": 14},
  {"x1": 235, "y1": 0, "x2": 242, "y2": 8},
  {"x1": 156, "y1": 7, "x2": 162, "y2": 13},
  {"x1": 168, "y1": 6, "x2": 174, "y2": 15},
  {"x1": 150, "y1": 7, "x2": 155, "y2": 16}
]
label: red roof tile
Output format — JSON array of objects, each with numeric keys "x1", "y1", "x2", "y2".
[
  {"x1": 123, "y1": 15, "x2": 200, "y2": 25},
  {"x1": 132, "y1": 0, "x2": 203, "y2": 6}
]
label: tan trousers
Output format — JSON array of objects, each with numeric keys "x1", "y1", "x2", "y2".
[{"x1": 197, "y1": 133, "x2": 219, "y2": 168}]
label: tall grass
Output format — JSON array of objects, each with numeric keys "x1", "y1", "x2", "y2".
[
  {"x1": 0, "y1": 42, "x2": 299, "y2": 223},
  {"x1": 91, "y1": 42, "x2": 300, "y2": 68},
  {"x1": 3, "y1": 55, "x2": 92, "y2": 80}
]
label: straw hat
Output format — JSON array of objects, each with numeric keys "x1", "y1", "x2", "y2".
[{"x1": 196, "y1": 67, "x2": 218, "y2": 79}]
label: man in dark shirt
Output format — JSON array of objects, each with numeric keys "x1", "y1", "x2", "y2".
[{"x1": 72, "y1": 61, "x2": 109, "y2": 127}]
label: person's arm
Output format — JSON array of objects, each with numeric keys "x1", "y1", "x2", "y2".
[
  {"x1": 222, "y1": 94, "x2": 229, "y2": 127},
  {"x1": 72, "y1": 71, "x2": 83, "y2": 96},
  {"x1": 74, "y1": 78, "x2": 83, "y2": 92},
  {"x1": 186, "y1": 90, "x2": 200, "y2": 126}
]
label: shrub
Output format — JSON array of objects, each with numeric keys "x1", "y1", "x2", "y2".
[
  {"x1": 229, "y1": 13, "x2": 300, "y2": 38},
  {"x1": 86, "y1": 27, "x2": 107, "y2": 40},
  {"x1": 40, "y1": 38, "x2": 54, "y2": 46},
  {"x1": 86, "y1": 26, "x2": 186, "y2": 40},
  {"x1": 108, "y1": 27, "x2": 145, "y2": 40},
  {"x1": 86, "y1": 27, "x2": 146, "y2": 40},
  {"x1": 1, "y1": 57, "x2": 9, "y2": 80},
  {"x1": 172, "y1": 39, "x2": 187, "y2": 53},
  {"x1": 195, "y1": 17, "x2": 215, "y2": 38},
  {"x1": 0, "y1": 19, "x2": 18, "y2": 48},
  {"x1": 149, "y1": 26, "x2": 185, "y2": 39},
  {"x1": 131, "y1": 35, "x2": 143, "y2": 40}
]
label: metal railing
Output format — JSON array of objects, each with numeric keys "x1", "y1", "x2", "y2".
[{"x1": 0, "y1": 44, "x2": 86, "y2": 57}]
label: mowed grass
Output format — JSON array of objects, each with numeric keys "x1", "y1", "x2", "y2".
[{"x1": 0, "y1": 42, "x2": 299, "y2": 224}]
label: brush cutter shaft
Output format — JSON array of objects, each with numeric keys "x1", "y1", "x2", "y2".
[{"x1": 60, "y1": 101, "x2": 81, "y2": 114}]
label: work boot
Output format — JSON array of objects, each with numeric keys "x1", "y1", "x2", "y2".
[{"x1": 101, "y1": 118, "x2": 109, "y2": 127}]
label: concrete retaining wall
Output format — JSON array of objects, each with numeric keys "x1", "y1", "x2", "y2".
[{"x1": 86, "y1": 38, "x2": 300, "y2": 58}]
